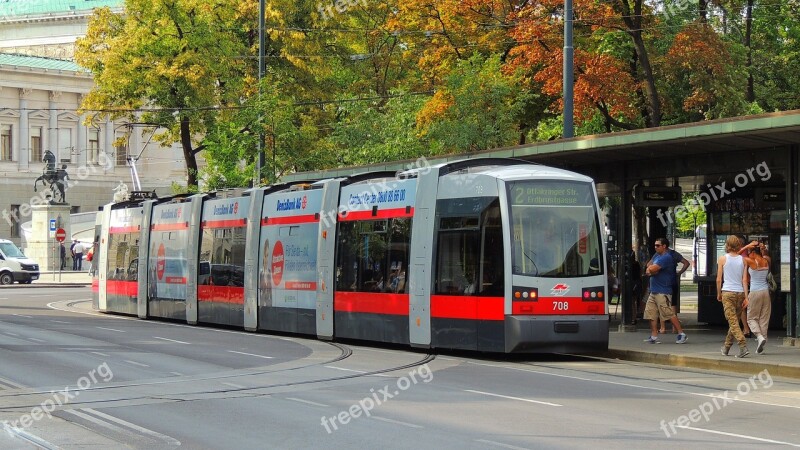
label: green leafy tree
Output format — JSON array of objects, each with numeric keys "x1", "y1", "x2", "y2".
[
  {"x1": 418, "y1": 54, "x2": 532, "y2": 153},
  {"x1": 75, "y1": 0, "x2": 256, "y2": 190},
  {"x1": 326, "y1": 90, "x2": 429, "y2": 166},
  {"x1": 674, "y1": 194, "x2": 707, "y2": 236}
]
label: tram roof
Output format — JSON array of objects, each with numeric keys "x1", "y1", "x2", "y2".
[{"x1": 281, "y1": 109, "x2": 800, "y2": 182}]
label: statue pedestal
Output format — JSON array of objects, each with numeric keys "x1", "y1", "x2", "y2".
[{"x1": 27, "y1": 204, "x2": 71, "y2": 272}]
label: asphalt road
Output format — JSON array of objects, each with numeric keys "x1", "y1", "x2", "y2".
[{"x1": 1, "y1": 288, "x2": 799, "y2": 449}]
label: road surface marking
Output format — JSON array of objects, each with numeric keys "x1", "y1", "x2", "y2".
[
  {"x1": 372, "y1": 416, "x2": 423, "y2": 428},
  {"x1": 124, "y1": 360, "x2": 150, "y2": 367},
  {"x1": 0, "y1": 377, "x2": 25, "y2": 389},
  {"x1": 2, "y1": 421, "x2": 59, "y2": 449},
  {"x1": 170, "y1": 372, "x2": 183, "y2": 376},
  {"x1": 96, "y1": 327, "x2": 125, "y2": 333},
  {"x1": 475, "y1": 439, "x2": 529, "y2": 450},
  {"x1": 27, "y1": 337, "x2": 45, "y2": 343},
  {"x1": 286, "y1": 397, "x2": 329, "y2": 407},
  {"x1": 228, "y1": 350, "x2": 273, "y2": 359},
  {"x1": 51, "y1": 320, "x2": 71, "y2": 324},
  {"x1": 4, "y1": 332, "x2": 18, "y2": 336},
  {"x1": 464, "y1": 389, "x2": 562, "y2": 407},
  {"x1": 91, "y1": 351, "x2": 110, "y2": 357},
  {"x1": 324, "y1": 366, "x2": 366, "y2": 373},
  {"x1": 678, "y1": 425, "x2": 800, "y2": 447},
  {"x1": 68, "y1": 408, "x2": 181, "y2": 446},
  {"x1": 12, "y1": 314, "x2": 32, "y2": 318},
  {"x1": 153, "y1": 336, "x2": 190, "y2": 344},
  {"x1": 221, "y1": 382, "x2": 246, "y2": 389},
  {"x1": 466, "y1": 360, "x2": 800, "y2": 410}
]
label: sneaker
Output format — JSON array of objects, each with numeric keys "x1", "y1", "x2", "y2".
[
  {"x1": 756, "y1": 336, "x2": 767, "y2": 354},
  {"x1": 644, "y1": 336, "x2": 661, "y2": 344},
  {"x1": 676, "y1": 333, "x2": 687, "y2": 344},
  {"x1": 721, "y1": 345, "x2": 731, "y2": 356},
  {"x1": 735, "y1": 347, "x2": 750, "y2": 358}
]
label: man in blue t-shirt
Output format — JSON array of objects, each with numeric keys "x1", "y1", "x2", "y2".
[{"x1": 643, "y1": 238, "x2": 687, "y2": 344}]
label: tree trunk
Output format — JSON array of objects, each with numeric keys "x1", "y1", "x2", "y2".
[
  {"x1": 180, "y1": 116, "x2": 198, "y2": 189},
  {"x1": 630, "y1": 29, "x2": 661, "y2": 127},
  {"x1": 699, "y1": 0, "x2": 708, "y2": 22},
  {"x1": 617, "y1": 0, "x2": 661, "y2": 127}
]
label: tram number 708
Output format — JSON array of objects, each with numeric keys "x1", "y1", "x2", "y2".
[{"x1": 553, "y1": 301, "x2": 569, "y2": 311}]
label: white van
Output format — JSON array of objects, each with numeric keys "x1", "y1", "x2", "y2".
[{"x1": 0, "y1": 239, "x2": 40, "y2": 284}]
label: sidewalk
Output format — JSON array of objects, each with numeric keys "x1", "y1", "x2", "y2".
[{"x1": 607, "y1": 310, "x2": 800, "y2": 379}]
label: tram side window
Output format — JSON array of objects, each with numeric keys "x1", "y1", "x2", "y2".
[
  {"x1": 434, "y1": 199, "x2": 503, "y2": 296},
  {"x1": 335, "y1": 218, "x2": 411, "y2": 293},
  {"x1": 107, "y1": 232, "x2": 139, "y2": 281},
  {"x1": 198, "y1": 227, "x2": 246, "y2": 287}
]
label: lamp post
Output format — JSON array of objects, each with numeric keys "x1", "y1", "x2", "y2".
[{"x1": 256, "y1": 0, "x2": 266, "y2": 185}]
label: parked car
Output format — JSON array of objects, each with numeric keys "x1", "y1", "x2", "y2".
[{"x1": 0, "y1": 239, "x2": 40, "y2": 284}]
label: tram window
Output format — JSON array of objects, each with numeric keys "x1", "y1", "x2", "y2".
[
  {"x1": 434, "y1": 199, "x2": 503, "y2": 296},
  {"x1": 507, "y1": 180, "x2": 603, "y2": 277},
  {"x1": 335, "y1": 218, "x2": 411, "y2": 293},
  {"x1": 108, "y1": 232, "x2": 138, "y2": 281},
  {"x1": 198, "y1": 225, "x2": 246, "y2": 287}
]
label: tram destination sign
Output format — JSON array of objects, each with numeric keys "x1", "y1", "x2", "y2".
[
  {"x1": 510, "y1": 181, "x2": 592, "y2": 206},
  {"x1": 634, "y1": 186, "x2": 682, "y2": 207}
]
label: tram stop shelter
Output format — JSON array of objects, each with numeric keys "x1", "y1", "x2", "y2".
[{"x1": 285, "y1": 109, "x2": 800, "y2": 343}]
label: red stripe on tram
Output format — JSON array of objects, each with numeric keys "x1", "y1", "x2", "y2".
[{"x1": 334, "y1": 291, "x2": 409, "y2": 315}]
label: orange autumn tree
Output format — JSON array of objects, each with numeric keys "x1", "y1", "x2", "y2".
[
  {"x1": 389, "y1": 0, "x2": 522, "y2": 88},
  {"x1": 505, "y1": 0, "x2": 640, "y2": 131},
  {"x1": 663, "y1": 21, "x2": 748, "y2": 120}
]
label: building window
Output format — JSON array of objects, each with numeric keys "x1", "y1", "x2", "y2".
[
  {"x1": 10, "y1": 205, "x2": 20, "y2": 238},
  {"x1": 88, "y1": 129, "x2": 100, "y2": 165},
  {"x1": 115, "y1": 137, "x2": 127, "y2": 166},
  {"x1": 58, "y1": 128, "x2": 73, "y2": 163},
  {"x1": 1, "y1": 125, "x2": 11, "y2": 161},
  {"x1": 30, "y1": 126, "x2": 42, "y2": 162}
]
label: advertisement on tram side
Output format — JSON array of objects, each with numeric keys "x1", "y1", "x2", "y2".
[
  {"x1": 259, "y1": 189, "x2": 322, "y2": 310},
  {"x1": 338, "y1": 178, "x2": 417, "y2": 220},
  {"x1": 149, "y1": 203, "x2": 190, "y2": 301}
]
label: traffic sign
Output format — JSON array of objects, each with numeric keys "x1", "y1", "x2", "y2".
[
  {"x1": 55, "y1": 228, "x2": 67, "y2": 242},
  {"x1": 49, "y1": 219, "x2": 56, "y2": 231}
]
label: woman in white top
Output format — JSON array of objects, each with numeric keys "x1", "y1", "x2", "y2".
[
  {"x1": 716, "y1": 236, "x2": 751, "y2": 358},
  {"x1": 743, "y1": 241, "x2": 771, "y2": 354}
]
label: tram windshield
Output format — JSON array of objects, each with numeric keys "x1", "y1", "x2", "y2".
[{"x1": 507, "y1": 180, "x2": 603, "y2": 277}]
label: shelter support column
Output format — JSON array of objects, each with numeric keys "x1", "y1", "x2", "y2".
[
  {"x1": 620, "y1": 165, "x2": 636, "y2": 331},
  {"x1": 790, "y1": 144, "x2": 798, "y2": 340}
]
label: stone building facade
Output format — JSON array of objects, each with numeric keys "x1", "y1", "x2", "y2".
[{"x1": 0, "y1": 1, "x2": 189, "y2": 247}]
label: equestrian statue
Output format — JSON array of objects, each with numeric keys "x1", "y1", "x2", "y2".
[{"x1": 33, "y1": 150, "x2": 69, "y2": 204}]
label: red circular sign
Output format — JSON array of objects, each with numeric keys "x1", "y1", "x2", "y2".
[
  {"x1": 55, "y1": 228, "x2": 67, "y2": 242},
  {"x1": 271, "y1": 241, "x2": 284, "y2": 287},
  {"x1": 156, "y1": 243, "x2": 166, "y2": 280}
]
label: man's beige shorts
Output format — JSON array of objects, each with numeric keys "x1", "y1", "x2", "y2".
[{"x1": 644, "y1": 292, "x2": 674, "y2": 321}]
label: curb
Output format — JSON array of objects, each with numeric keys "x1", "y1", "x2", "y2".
[{"x1": 605, "y1": 348, "x2": 800, "y2": 380}]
